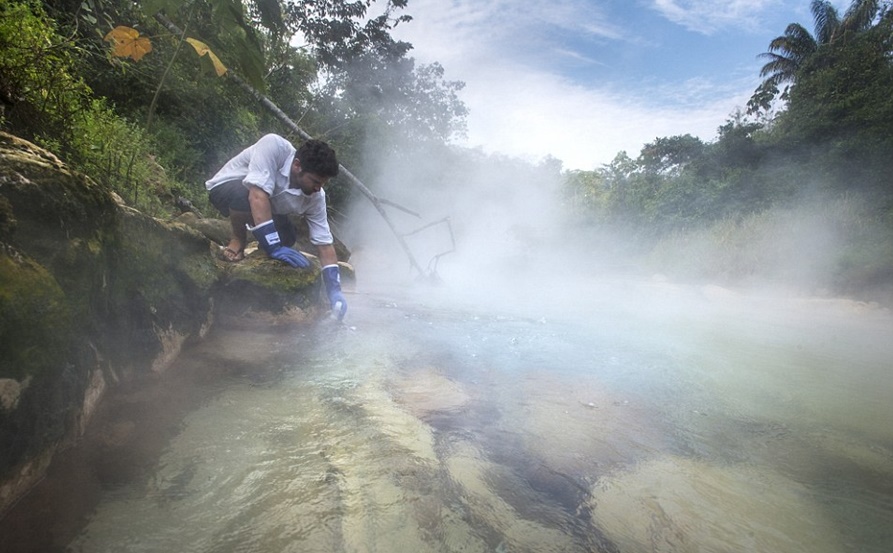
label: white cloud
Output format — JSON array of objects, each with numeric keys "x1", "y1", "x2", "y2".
[
  {"x1": 649, "y1": 0, "x2": 782, "y2": 34},
  {"x1": 392, "y1": 0, "x2": 762, "y2": 170},
  {"x1": 459, "y1": 64, "x2": 752, "y2": 169},
  {"x1": 396, "y1": 0, "x2": 622, "y2": 65}
]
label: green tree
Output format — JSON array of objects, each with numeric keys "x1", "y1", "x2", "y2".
[
  {"x1": 0, "y1": 0, "x2": 93, "y2": 145},
  {"x1": 283, "y1": 0, "x2": 412, "y2": 72},
  {"x1": 595, "y1": 125, "x2": 783, "y2": 232},
  {"x1": 285, "y1": 0, "x2": 467, "y2": 154},
  {"x1": 42, "y1": 0, "x2": 463, "y2": 203},
  {"x1": 748, "y1": 0, "x2": 887, "y2": 114},
  {"x1": 638, "y1": 135, "x2": 706, "y2": 177},
  {"x1": 711, "y1": 115, "x2": 765, "y2": 170},
  {"x1": 775, "y1": 17, "x2": 893, "y2": 197},
  {"x1": 562, "y1": 170, "x2": 608, "y2": 219}
]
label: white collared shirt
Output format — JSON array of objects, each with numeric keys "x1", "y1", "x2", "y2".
[{"x1": 205, "y1": 134, "x2": 333, "y2": 245}]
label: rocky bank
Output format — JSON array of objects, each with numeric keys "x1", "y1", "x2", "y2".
[{"x1": 0, "y1": 132, "x2": 351, "y2": 515}]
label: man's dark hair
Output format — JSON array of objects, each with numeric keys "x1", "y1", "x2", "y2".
[{"x1": 297, "y1": 139, "x2": 339, "y2": 178}]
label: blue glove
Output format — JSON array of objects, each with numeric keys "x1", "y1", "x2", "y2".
[
  {"x1": 249, "y1": 220, "x2": 310, "y2": 268},
  {"x1": 322, "y1": 265, "x2": 347, "y2": 320}
]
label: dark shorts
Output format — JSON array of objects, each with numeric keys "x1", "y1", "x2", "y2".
[
  {"x1": 208, "y1": 181, "x2": 250, "y2": 216},
  {"x1": 208, "y1": 181, "x2": 297, "y2": 247},
  {"x1": 272, "y1": 214, "x2": 297, "y2": 247}
]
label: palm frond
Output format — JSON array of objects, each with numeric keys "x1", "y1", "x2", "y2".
[
  {"x1": 840, "y1": 0, "x2": 881, "y2": 36},
  {"x1": 765, "y1": 24, "x2": 817, "y2": 68},
  {"x1": 758, "y1": 53, "x2": 798, "y2": 82},
  {"x1": 811, "y1": 0, "x2": 841, "y2": 43},
  {"x1": 784, "y1": 23, "x2": 818, "y2": 46}
]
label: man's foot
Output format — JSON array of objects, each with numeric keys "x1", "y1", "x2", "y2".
[{"x1": 219, "y1": 243, "x2": 245, "y2": 262}]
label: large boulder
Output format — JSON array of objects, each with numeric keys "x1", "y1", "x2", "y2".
[
  {"x1": 212, "y1": 248, "x2": 354, "y2": 327},
  {"x1": 0, "y1": 133, "x2": 343, "y2": 513}
]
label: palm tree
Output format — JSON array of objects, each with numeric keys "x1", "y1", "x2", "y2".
[
  {"x1": 833, "y1": 0, "x2": 886, "y2": 36},
  {"x1": 757, "y1": 21, "x2": 818, "y2": 93},
  {"x1": 747, "y1": 0, "x2": 884, "y2": 113}
]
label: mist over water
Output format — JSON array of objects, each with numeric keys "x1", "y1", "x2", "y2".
[
  {"x1": 333, "y1": 144, "x2": 893, "y2": 551},
  {"x1": 343, "y1": 143, "x2": 579, "y2": 316},
  {"x1": 5, "y1": 147, "x2": 893, "y2": 552},
  {"x1": 52, "y1": 269, "x2": 892, "y2": 552}
]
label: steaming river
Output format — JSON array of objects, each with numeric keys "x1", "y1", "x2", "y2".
[{"x1": 3, "y1": 275, "x2": 893, "y2": 552}]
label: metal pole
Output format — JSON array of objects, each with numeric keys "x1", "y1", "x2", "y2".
[{"x1": 154, "y1": 13, "x2": 425, "y2": 275}]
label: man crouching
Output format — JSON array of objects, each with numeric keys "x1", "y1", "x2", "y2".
[{"x1": 206, "y1": 133, "x2": 347, "y2": 320}]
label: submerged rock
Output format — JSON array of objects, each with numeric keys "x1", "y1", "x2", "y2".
[
  {"x1": 589, "y1": 455, "x2": 844, "y2": 553},
  {"x1": 389, "y1": 366, "x2": 470, "y2": 417}
]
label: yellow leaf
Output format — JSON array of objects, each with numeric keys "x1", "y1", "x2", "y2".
[
  {"x1": 185, "y1": 38, "x2": 228, "y2": 77},
  {"x1": 104, "y1": 26, "x2": 138, "y2": 43},
  {"x1": 104, "y1": 26, "x2": 153, "y2": 61}
]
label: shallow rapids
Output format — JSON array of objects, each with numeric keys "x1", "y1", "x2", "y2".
[{"x1": 5, "y1": 276, "x2": 893, "y2": 552}]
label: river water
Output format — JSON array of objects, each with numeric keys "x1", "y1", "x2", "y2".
[{"x1": 3, "y1": 270, "x2": 893, "y2": 552}]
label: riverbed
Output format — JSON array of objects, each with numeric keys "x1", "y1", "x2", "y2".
[{"x1": 2, "y1": 273, "x2": 892, "y2": 552}]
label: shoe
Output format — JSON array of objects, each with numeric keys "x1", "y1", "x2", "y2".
[{"x1": 218, "y1": 246, "x2": 245, "y2": 262}]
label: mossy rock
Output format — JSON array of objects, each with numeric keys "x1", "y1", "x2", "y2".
[
  {"x1": 214, "y1": 250, "x2": 323, "y2": 326},
  {"x1": 0, "y1": 133, "x2": 221, "y2": 507},
  {"x1": 174, "y1": 210, "x2": 352, "y2": 263},
  {"x1": 0, "y1": 245, "x2": 72, "y2": 381},
  {"x1": 0, "y1": 132, "x2": 348, "y2": 514},
  {"x1": 173, "y1": 212, "x2": 231, "y2": 247},
  {"x1": 0, "y1": 244, "x2": 82, "y2": 487},
  {"x1": 0, "y1": 133, "x2": 117, "y2": 258}
]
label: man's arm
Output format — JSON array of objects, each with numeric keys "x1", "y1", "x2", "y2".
[
  {"x1": 316, "y1": 243, "x2": 338, "y2": 266},
  {"x1": 252, "y1": 184, "x2": 337, "y2": 266},
  {"x1": 318, "y1": 243, "x2": 347, "y2": 320},
  {"x1": 247, "y1": 186, "x2": 310, "y2": 268},
  {"x1": 248, "y1": 185, "x2": 273, "y2": 225}
]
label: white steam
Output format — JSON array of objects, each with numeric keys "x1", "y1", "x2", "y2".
[{"x1": 341, "y1": 143, "x2": 582, "y2": 315}]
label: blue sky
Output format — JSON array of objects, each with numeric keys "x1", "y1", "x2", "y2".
[{"x1": 389, "y1": 0, "x2": 850, "y2": 170}]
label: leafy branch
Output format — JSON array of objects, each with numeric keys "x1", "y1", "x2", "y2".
[{"x1": 100, "y1": 10, "x2": 426, "y2": 275}]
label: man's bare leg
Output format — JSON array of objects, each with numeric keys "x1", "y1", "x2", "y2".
[{"x1": 223, "y1": 209, "x2": 252, "y2": 261}]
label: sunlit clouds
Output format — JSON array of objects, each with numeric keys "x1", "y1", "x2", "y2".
[
  {"x1": 391, "y1": 0, "x2": 825, "y2": 170},
  {"x1": 457, "y1": 65, "x2": 750, "y2": 170},
  {"x1": 649, "y1": 0, "x2": 780, "y2": 34}
]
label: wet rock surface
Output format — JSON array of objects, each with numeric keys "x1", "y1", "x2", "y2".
[{"x1": 0, "y1": 133, "x2": 342, "y2": 516}]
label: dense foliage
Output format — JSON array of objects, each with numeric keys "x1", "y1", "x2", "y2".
[
  {"x1": 0, "y1": 0, "x2": 467, "y2": 217},
  {"x1": 561, "y1": 0, "x2": 893, "y2": 299},
  {"x1": 561, "y1": 0, "x2": 893, "y2": 234}
]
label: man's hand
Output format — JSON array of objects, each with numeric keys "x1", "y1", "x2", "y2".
[
  {"x1": 322, "y1": 265, "x2": 348, "y2": 320},
  {"x1": 270, "y1": 247, "x2": 310, "y2": 268},
  {"x1": 250, "y1": 220, "x2": 310, "y2": 268}
]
